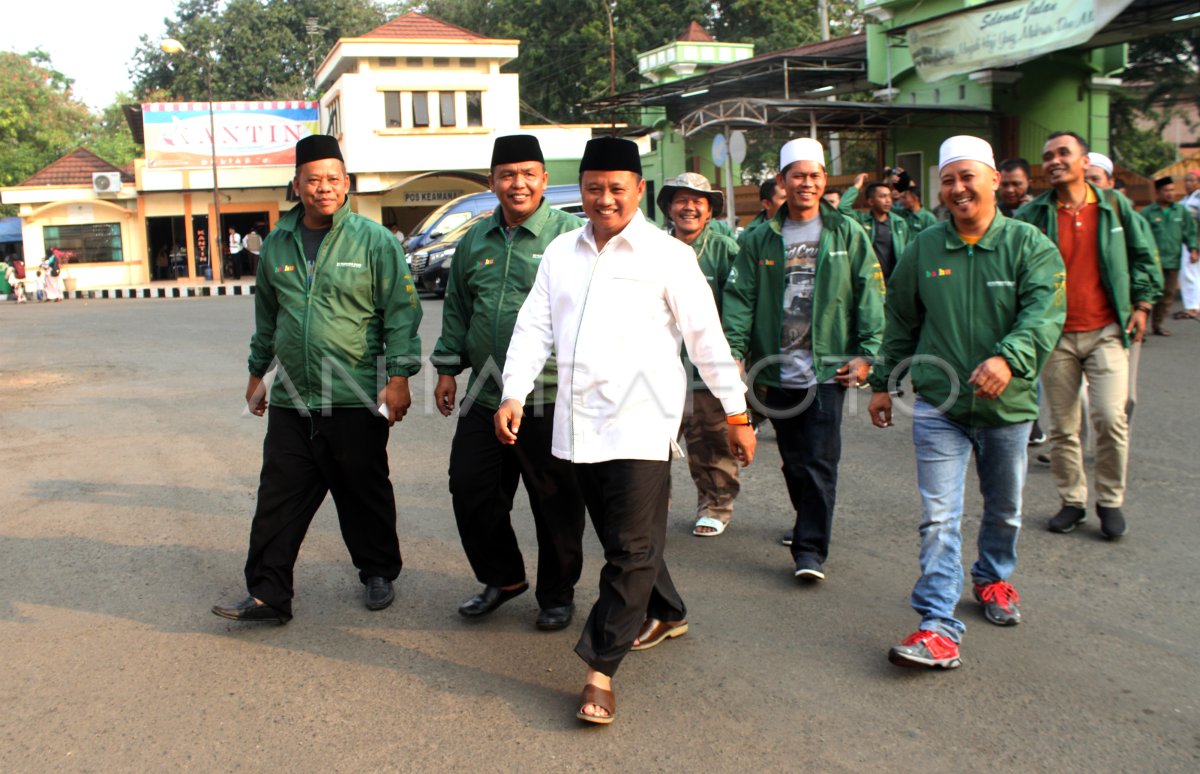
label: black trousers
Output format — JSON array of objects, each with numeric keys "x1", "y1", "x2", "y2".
[
  {"x1": 766, "y1": 384, "x2": 846, "y2": 564},
  {"x1": 448, "y1": 401, "x2": 585, "y2": 608},
  {"x1": 573, "y1": 459, "x2": 685, "y2": 677},
  {"x1": 244, "y1": 406, "x2": 401, "y2": 617}
]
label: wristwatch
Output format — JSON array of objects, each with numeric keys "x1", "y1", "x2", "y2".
[{"x1": 725, "y1": 412, "x2": 752, "y2": 426}]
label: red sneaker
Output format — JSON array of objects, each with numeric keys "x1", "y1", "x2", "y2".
[
  {"x1": 973, "y1": 580, "x2": 1022, "y2": 626},
  {"x1": 888, "y1": 630, "x2": 962, "y2": 669}
]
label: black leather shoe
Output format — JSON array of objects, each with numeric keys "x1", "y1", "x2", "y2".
[
  {"x1": 365, "y1": 577, "x2": 395, "y2": 611},
  {"x1": 1096, "y1": 505, "x2": 1127, "y2": 539},
  {"x1": 212, "y1": 596, "x2": 290, "y2": 624},
  {"x1": 1048, "y1": 505, "x2": 1086, "y2": 534},
  {"x1": 458, "y1": 583, "x2": 528, "y2": 618},
  {"x1": 535, "y1": 604, "x2": 574, "y2": 631}
]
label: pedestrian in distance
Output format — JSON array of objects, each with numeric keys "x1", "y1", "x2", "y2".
[
  {"x1": 212, "y1": 134, "x2": 422, "y2": 625},
  {"x1": 430, "y1": 134, "x2": 587, "y2": 632},
  {"x1": 1141, "y1": 176, "x2": 1199, "y2": 336},
  {"x1": 998, "y1": 158, "x2": 1034, "y2": 217},
  {"x1": 868, "y1": 135, "x2": 1066, "y2": 669}
]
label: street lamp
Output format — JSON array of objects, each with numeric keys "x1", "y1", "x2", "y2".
[{"x1": 161, "y1": 37, "x2": 223, "y2": 284}]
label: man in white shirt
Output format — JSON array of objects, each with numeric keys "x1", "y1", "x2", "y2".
[{"x1": 495, "y1": 137, "x2": 756, "y2": 725}]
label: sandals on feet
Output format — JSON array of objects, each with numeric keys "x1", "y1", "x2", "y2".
[
  {"x1": 692, "y1": 516, "x2": 727, "y2": 537},
  {"x1": 576, "y1": 683, "x2": 616, "y2": 725}
]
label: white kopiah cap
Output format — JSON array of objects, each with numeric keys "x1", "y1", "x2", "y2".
[
  {"x1": 1087, "y1": 152, "x2": 1114, "y2": 175},
  {"x1": 780, "y1": 138, "x2": 826, "y2": 170},
  {"x1": 938, "y1": 135, "x2": 996, "y2": 173}
]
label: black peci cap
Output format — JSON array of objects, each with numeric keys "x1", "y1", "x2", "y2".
[
  {"x1": 490, "y1": 134, "x2": 544, "y2": 168},
  {"x1": 295, "y1": 134, "x2": 344, "y2": 168},
  {"x1": 579, "y1": 136, "x2": 642, "y2": 175}
]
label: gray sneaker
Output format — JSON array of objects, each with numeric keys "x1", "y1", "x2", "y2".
[
  {"x1": 973, "y1": 580, "x2": 1021, "y2": 626},
  {"x1": 1048, "y1": 504, "x2": 1086, "y2": 533}
]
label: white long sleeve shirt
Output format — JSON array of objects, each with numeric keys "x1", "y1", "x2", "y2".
[{"x1": 502, "y1": 210, "x2": 747, "y2": 463}]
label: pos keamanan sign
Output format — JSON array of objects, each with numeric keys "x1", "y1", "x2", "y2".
[{"x1": 141, "y1": 101, "x2": 320, "y2": 168}]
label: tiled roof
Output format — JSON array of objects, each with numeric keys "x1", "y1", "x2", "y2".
[
  {"x1": 19, "y1": 148, "x2": 135, "y2": 187},
  {"x1": 678, "y1": 21, "x2": 714, "y2": 42},
  {"x1": 364, "y1": 11, "x2": 485, "y2": 40}
]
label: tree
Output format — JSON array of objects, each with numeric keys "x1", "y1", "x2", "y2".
[
  {"x1": 1110, "y1": 32, "x2": 1199, "y2": 176},
  {"x1": 0, "y1": 50, "x2": 96, "y2": 210},
  {"x1": 83, "y1": 95, "x2": 144, "y2": 172},
  {"x1": 129, "y1": 0, "x2": 387, "y2": 101},
  {"x1": 418, "y1": 0, "x2": 713, "y2": 122}
]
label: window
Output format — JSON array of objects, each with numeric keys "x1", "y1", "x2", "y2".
[
  {"x1": 406, "y1": 57, "x2": 422, "y2": 67},
  {"x1": 383, "y1": 91, "x2": 402, "y2": 127},
  {"x1": 44, "y1": 223, "x2": 123, "y2": 263},
  {"x1": 466, "y1": 91, "x2": 483, "y2": 127},
  {"x1": 412, "y1": 91, "x2": 429, "y2": 127},
  {"x1": 433, "y1": 57, "x2": 450, "y2": 67},
  {"x1": 378, "y1": 57, "x2": 396, "y2": 67},
  {"x1": 460, "y1": 57, "x2": 476, "y2": 67},
  {"x1": 439, "y1": 92, "x2": 456, "y2": 127},
  {"x1": 325, "y1": 97, "x2": 341, "y2": 135}
]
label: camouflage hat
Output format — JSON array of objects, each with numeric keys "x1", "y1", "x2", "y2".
[{"x1": 657, "y1": 172, "x2": 725, "y2": 218}]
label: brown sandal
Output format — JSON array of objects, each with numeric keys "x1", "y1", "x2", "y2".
[{"x1": 576, "y1": 683, "x2": 616, "y2": 725}]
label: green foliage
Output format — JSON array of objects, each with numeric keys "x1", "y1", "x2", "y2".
[
  {"x1": 83, "y1": 94, "x2": 143, "y2": 171},
  {"x1": 1110, "y1": 101, "x2": 1179, "y2": 178},
  {"x1": 0, "y1": 50, "x2": 95, "y2": 193},
  {"x1": 129, "y1": 0, "x2": 387, "y2": 101},
  {"x1": 1109, "y1": 32, "x2": 1198, "y2": 177},
  {"x1": 418, "y1": 0, "x2": 713, "y2": 122}
]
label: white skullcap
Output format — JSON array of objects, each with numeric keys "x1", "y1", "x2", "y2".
[
  {"x1": 1087, "y1": 153, "x2": 1114, "y2": 176},
  {"x1": 780, "y1": 138, "x2": 826, "y2": 170},
  {"x1": 938, "y1": 135, "x2": 996, "y2": 172}
]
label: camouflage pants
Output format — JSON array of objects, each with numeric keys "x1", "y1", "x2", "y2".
[{"x1": 680, "y1": 388, "x2": 741, "y2": 524}]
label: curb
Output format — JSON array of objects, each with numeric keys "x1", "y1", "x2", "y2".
[{"x1": 61, "y1": 284, "x2": 257, "y2": 300}]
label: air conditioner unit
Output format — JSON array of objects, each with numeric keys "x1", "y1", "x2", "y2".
[{"x1": 93, "y1": 172, "x2": 122, "y2": 194}]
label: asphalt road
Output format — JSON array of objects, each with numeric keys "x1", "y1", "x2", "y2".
[{"x1": 1, "y1": 295, "x2": 1197, "y2": 772}]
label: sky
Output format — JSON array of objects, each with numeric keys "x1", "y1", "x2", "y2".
[{"x1": 2, "y1": 0, "x2": 181, "y2": 111}]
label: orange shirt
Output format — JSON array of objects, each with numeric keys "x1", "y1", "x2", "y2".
[{"x1": 1057, "y1": 188, "x2": 1117, "y2": 332}]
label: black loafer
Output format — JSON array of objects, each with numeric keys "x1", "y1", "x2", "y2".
[
  {"x1": 535, "y1": 604, "x2": 574, "y2": 631},
  {"x1": 458, "y1": 583, "x2": 528, "y2": 618},
  {"x1": 212, "y1": 596, "x2": 290, "y2": 624},
  {"x1": 365, "y1": 577, "x2": 395, "y2": 611}
]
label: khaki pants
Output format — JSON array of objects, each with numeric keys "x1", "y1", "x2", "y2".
[
  {"x1": 680, "y1": 388, "x2": 741, "y2": 524},
  {"x1": 1043, "y1": 323, "x2": 1129, "y2": 508}
]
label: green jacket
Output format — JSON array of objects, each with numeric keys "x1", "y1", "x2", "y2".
[
  {"x1": 1014, "y1": 184, "x2": 1163, "y2": 346},
  {"x1": 248, "y1": 201, "x2": 423, "y2": 410},
  {"x1": 838, "y1": 184, "x2": 915, "y2": 257},
  {"x1": 722, "y1": 202, "x2": 886, "y2": 387},
  {"x1": 682, "y1": 222, "x2": 739, "y2": 385},
  {"x1": 900, "y1": 207, "x2": 939, "y2": 234},
  {"x1": 1141, "y1": 201, "x2": 1198, "y2": 271},
  {"x1": 868, "y1": 214, "x2": 1066, "y2": 426},
  {"x1": 430, "y1": 200, "x2": 580, "y2": 409},
  {"x1": 690, "y1": 220, "x2": 740, "y2": 310}
]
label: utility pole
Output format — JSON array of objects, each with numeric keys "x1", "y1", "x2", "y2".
[{"x1": 605, "y1": 1, "x2": 616, "y2": 97}]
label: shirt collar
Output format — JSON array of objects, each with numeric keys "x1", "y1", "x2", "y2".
[
  {"x1": 1056, "y1": 184, "x2": 1099, "y2": 208},
  {"x1": 580, "y1": 209, "x2": 650, "y2": 253},
  {"x1": 488, "y1": 197, "x2": 553, "y2": 237}
]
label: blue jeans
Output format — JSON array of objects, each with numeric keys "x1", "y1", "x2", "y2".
[{"x1": 910, "y1": 398, "x2": 1030, "y2": 642}]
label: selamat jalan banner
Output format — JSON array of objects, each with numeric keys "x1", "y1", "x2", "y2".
[
  {"x1": 142, "y1": 102, "x2": 319, "y2": 168},
  {"x1": 907, "y1": 0, "x2": 1132, "y2": 83}
]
